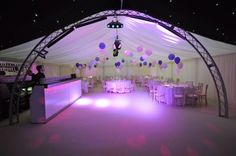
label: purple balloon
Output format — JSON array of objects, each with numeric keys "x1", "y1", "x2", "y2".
[
  {"x1": 99, "y1": 42, "x2": 106, "y2": 49},
  {"x1": 140, "y1": 56, "x2": 144, "y2": 62},
  {"x1": 168, "y1": 54, "x2": 175, "y2": 60},
  {"x1": 174, "y1": 57, "x2": 181, "y2": 64},
  {"x1": 158, "y1": 60, "x2": 162, "y2": 65},
  {"x1": 143, "y1": 61, "x2": 147, "y2": 66},
  {"x1": 95, "y1": 57, "x2": 100, "y2": 61},
  {"x1": 117, "y1": 62, "x2": 121, "y2": 66}
]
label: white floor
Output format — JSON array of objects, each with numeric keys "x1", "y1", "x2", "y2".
[{"x1": 1, "y1": 87, "x2": 236, "y2": 156}]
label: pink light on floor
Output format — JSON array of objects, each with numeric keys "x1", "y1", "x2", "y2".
[
  {"x1": 206, "y1": 123, "x2": 221, "y2": 134},
  {"x1": 127, "y1": 135, "x2": 146, "y2": 148},
  {"x1": 31, "y1": 136, "x2": 45, "y2": 149},
  {"x1": 202, "y1": 138, "x2": 217, "y2": 152},
  {"x1": 74, "y1": 97, "x2": 93, "y2": 106},
  {"x1": 95, "y1": 98, "x2": 111, "y2": 108},
  {"x1": 186, "y1": 146, "x2": 200, "y2": 156},
  {"x1": 160, "y1": 144, "x2": 171, "y2": 156},
  {"x1": 48, "y1": 134, "x2": 61, "y2": 144}
]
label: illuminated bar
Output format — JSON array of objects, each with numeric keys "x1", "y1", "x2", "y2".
[{"x1": 30, "y1": 79, "x2": 81, "y2": 123}]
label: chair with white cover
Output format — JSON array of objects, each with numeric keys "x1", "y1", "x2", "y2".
[
  {"x1": 106, "y1": 82, "x2": 115, "y2": 93},
  {"x1": 186, "y1": 87, "x2": 199, "y2": 106},
  {"x1": 124, "y1": 82, "x2": 132, "y2": 93},
  {"x1": 154, "y1": 85, "x2": 165, "y2": 104},
  {"x1": 116, "y1": 82, "x2": 124, "y2": 93},
  {"x1": 173, "y1": 87, "x2": 185, "y2": 106},
  {"x1": 149, "y1": 85, "x2": 157, "y2": 101},
  {"x1": 101, "y1": 80, "x2": 107, "y2": 92},
  {"x1": 197, "y1": 84, "x2": 208, "y2": 106},
  {"x1": 185, "y1": 81, "x2": 194, "y2": 88}
]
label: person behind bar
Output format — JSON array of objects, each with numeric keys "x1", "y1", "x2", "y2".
[
  {"x1": 34, "y1": 65, "x2": 45, "y2": 84},
  {"x1": 27, "y1": 70, "x2": 36, "y2": 83}
]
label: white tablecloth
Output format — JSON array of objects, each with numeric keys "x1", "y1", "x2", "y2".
[
  {"x1": 105, "y1": 80, "x2": 132, "y2": 93},
  {"x1": 163, "y1": 84, "x2": 189, "y2": 105}
]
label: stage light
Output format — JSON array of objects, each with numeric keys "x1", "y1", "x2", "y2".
[{"x1": 107, "y1": 20, "x2": 123, "y2": 29}]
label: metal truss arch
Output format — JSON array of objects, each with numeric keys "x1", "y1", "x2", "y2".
[{"x1": 9, "y1": 9, "x2": 228, "y2": 125}]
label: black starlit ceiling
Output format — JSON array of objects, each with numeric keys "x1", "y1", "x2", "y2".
[{"x1": 0, "y1": 0, "x2": 235, "y2": 51}]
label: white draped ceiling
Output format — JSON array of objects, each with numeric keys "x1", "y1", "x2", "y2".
[{"x1": 1, "y1": 16, "x2": 236, "y2": 66}]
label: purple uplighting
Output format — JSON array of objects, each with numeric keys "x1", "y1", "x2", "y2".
[
  {"x1": 95, "y1": 98, "x2": 111, "y2": 108},
  {"x1": 72, "y1": 88, "x2": 163, "y2": 119},
  {"x1": 74, "y1": 97, "x2": 93, "y2": 106},
  {"x1": 112, "y1": 97, "x2": 129, "y2": 108}
]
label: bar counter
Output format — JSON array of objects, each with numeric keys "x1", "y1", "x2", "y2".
[{"x1": 30, "y1": 79, "x2": 81, "y2": 123}]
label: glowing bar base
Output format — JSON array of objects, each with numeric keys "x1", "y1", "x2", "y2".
[{"x1": 30, "y1": 79, "x2": 81, "y2": 123}]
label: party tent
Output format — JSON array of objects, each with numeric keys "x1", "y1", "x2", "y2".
[{"x1": 1, "y1": 11, "x2": 236, "y2": 114}]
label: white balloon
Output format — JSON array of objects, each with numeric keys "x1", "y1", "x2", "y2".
[{"x1": 177, "y1": 62, "x2": 183, "y2": 69}]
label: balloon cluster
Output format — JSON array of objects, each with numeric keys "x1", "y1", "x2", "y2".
[
  {"x1": 137, "y1": 46, "x2": 143, "y2": 52},
  {"x1": 168, "y1": 53, "x2": 182, "y2": 65},
  {"x1": 88, "y1": 60, "x2": 97, "y2": 69},
  {"x1": 168, "y1": 53, "x2": 184, "y2": 72},
  {"x1": 124, "y1": 50, "x2": 133, "y2": 57},
  {"x1": 157, "y1": 60, "x2": 168, "y2": 70},
  {"x1": 76, "y1": 63, "x2": 85, "y2": 70}
]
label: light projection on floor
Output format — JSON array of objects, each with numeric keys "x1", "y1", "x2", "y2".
[
  {"x1": 94, "y1": 98, "x2": 111, "y2": 108},
  {"x1": 74, "y1": 97, "x2": 93, "y2": 106},
  {"x1": 72, "y1": 89, "x2": 162, "y2": 118}
]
